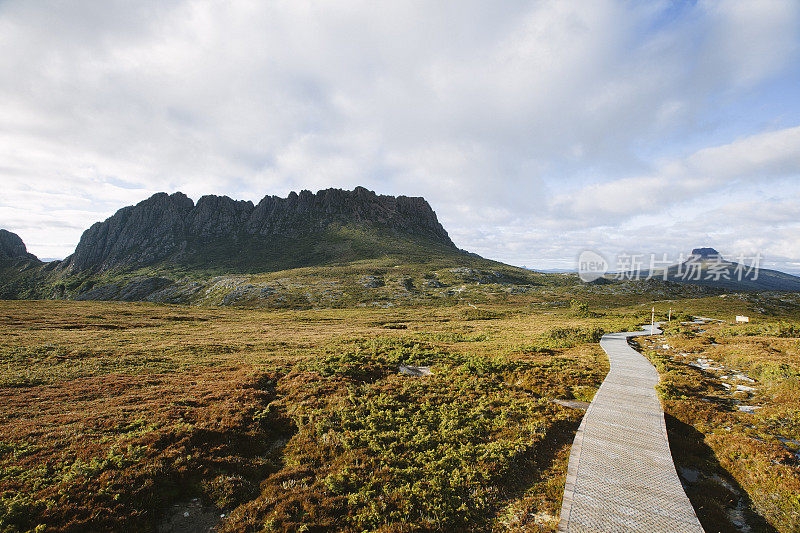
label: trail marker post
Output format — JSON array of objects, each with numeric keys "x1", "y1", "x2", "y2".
[{"x1": 651, "y1": 307, "x2": 655, "y2": 334}]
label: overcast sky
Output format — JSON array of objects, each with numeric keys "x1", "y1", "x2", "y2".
[{"x1": 2, "y1": 1, "x2": 800, "y2": 272}]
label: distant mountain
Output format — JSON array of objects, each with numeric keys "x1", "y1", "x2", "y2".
[
  {"x1": 0, "y1": 229, "x2": 39, "y2": 262},
  {"x1": 63, "y1": 187, "x2": 456, "y2": 273},
  {"x1": 648, "y1": 247, "x2": 800, "y2": 292}
]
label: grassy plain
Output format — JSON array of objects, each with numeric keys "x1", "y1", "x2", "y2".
[
  {"x1": 639, "y1": 317, "x2": 800, "y2": 532},
  {"x1": 0, "y1": 299, "x2": 633, "y2": 532},
  {"x1": 1, "y1": 287, "x2": 799, "y2": 532}
]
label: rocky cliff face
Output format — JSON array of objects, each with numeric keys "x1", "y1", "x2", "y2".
[
  {"x1": 65, "y1": 187, "x2": 455, "y2": 271},
  {"x1": 0, "y1": 230, "x2": 38, "y2": 261}
]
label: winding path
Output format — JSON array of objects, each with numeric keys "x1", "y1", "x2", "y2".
[{"x1": 557, "y1": 325, "x2": 704, "y2": 532}]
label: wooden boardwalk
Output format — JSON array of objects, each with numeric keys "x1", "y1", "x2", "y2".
[{"x1": 557, "y1": 326, "x2": 704, "y2": 532}]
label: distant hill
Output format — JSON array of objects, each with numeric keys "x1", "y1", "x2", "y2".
[{"x1": 640, "y1": 247, "x2": 800, "y2": 292}]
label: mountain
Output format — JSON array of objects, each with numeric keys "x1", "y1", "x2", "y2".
[
  {"x1": 0, "y1": 229, "x2": 39, "y2": 262},
  {"x1": 652, "y1": 247, "x2": 800, "y2": 292},
  {"x1": 2, "y1": 187, "x2": 543, "y2": 304},
  {"x1": 63, "y1": 187, "x2": 456, "y2": 273}
]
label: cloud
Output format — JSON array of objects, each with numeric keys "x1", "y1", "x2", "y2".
[
  {"x1": 551, "y1": 125, "x2": 800, "y2": 224},
  {"x1": 0, "y1": 0, "x2": 798, "y2": 271},
  {"x1": 701, "y1": 0, "x2": 800, "y2": 87}
]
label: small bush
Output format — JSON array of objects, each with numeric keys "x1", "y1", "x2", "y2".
[
  {"x1": 545, "y1": 326, "x2": 604, "y2": 344},
  {"x1": 461, "y1": 308, "x2": 501, "y2": 320},
  {"x1": 570, "y1": 300, "x2": 598, "y2": 318}
]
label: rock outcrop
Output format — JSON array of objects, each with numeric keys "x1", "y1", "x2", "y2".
[
  {"x1": 690, "y1": 247, "x2": 721, "y2": 259},
  {"x1": 65, "y1": 187, "x2": 455, "y2": 271},
  {"x1": 0, "y1": 230, "x2": 39, "y2": 262}
]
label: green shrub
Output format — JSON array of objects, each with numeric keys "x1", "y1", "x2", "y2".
[
  {"x1": 767, "y1": 322, "x2": 800, "y2": 338},
  {"x1": 307, "y1": 375, "x2": 546, "y2": 530},
  {"x1": 461, "y1": 308, "x2": 501, "y2": 320},
  {"x1": 545, "y1": 326, "x2": 604, "y2": 345},
  {"x1": 570, "y1": 300, "x2": 598, "y2": 318}
]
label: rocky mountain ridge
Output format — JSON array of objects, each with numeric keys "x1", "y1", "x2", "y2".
[{"x1": 64, "y1": 187, "x2": 455, "y2": 271}]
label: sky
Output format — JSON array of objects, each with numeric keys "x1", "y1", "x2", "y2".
[{"x1": 2, "y1": 0, "x2": 800, "y2": 273}]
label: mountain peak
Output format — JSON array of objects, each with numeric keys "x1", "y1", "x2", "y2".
[
  {"x1": 690, "y1": 247, "x2": 721, "y2": 259},
  {"x1": 0, "y1": 229, "x2": 39, "y2": 262}
]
